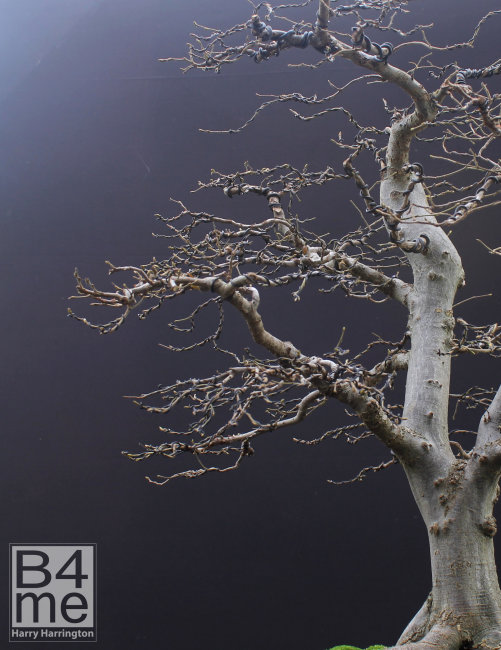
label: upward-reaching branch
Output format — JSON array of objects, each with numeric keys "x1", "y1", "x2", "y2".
[
  {"x1": 315, "y1": 0, "x2": 331, "y2": 36},
  {"x1": 476, "y1": 385, "x2": 501, "y2": 457}
]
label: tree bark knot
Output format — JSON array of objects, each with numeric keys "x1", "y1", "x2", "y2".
[{"x1": 479, "y1": 516, "x2": 498, "y2": 538}]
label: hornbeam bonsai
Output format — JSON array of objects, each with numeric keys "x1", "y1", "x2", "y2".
[{"x1": 70, "y1": 1, "x2": 501, "y2": 647}]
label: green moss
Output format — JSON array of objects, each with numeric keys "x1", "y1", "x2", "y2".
[{"x1": 327, "y1": 645, "x2": 386, "y2": 650}]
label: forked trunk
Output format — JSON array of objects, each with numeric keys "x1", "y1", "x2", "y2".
[
  {"x1": 395, "y1": 458, "x2": 501, "y2": 649},
  {"x1": 380, "y1": 170, "x2": 501, "y2": 648}
]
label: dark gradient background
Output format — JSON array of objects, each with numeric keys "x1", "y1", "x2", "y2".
[{"x1": 0, "y1": 1, "x2": 500, "y2": 649}]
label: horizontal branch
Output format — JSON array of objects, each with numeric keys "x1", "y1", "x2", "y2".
[
  {"x1": 456, "y1": 59, "x2": 501, "y2": 85},
  {"x1": 220, "y1": 184, "x2": 411, "y2": 305},
  {"x1": 364, "y1": 350, "x2": 409, "y2": 387},
  {"x1": 323, "y1": 251, "x2": 411, "y2": 305}
]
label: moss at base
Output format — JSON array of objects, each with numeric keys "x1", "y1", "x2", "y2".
[{"x1": 327, "y1": 645, "x2": 386, "y2": 650}]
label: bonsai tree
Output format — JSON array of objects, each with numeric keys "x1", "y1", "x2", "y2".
[{"x1": 70, "y1": 1, "x2": 501, "y2": 647}]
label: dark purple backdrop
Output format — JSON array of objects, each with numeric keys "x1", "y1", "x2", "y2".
[{"x1": 0, "y1": 1, "x2": 500, "y2": 648}]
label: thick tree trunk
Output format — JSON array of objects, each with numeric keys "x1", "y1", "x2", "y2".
[
  {"x1": 380, "y1": 151, "x2": 501, "y2": 649},
  {"x1": 394, "y1": 458, "x2": 501, "y2": 649}
]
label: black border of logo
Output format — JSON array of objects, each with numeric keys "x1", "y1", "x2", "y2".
[{"x1": 9, "y1": 543, "x2": 97, "y2": 643}]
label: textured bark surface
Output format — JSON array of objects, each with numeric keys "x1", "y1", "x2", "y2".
[{"x1": 380, "y1": 141, "x2": 501, "y2": 649}]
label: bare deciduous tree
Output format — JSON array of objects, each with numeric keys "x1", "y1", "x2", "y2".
[{"x1": 70, "y1": 1, "x2": 501, "y2": 647}]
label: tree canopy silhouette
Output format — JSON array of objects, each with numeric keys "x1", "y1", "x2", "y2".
[{"x1": 70, "y1": 1, "x2": 501, "y2": 647}]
